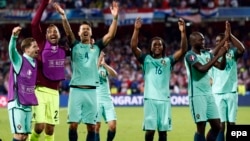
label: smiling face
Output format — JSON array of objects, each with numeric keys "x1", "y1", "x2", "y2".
[
  {"x1": 46, "y1": 25, "x2": 60, "y2": 45},
  {"x1": 151, "y1": 39, "x2": 163, "y2": 57},
  {"x1": 78, "y1": 22, "x2": 92, "y2": 43},
  {"x1": 150, "y1": 37, "x2": 165, "y2": 58},
  {"x1": 21, "y1": 38, "x2": 39, "y2": 58}
]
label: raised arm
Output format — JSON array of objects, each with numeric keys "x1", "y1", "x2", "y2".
[
  {"x1": 103, "y1": 63, "x2": 117, "y2": 78},
  {"x1": 102, "y1": 1, "x2": 119, "y2": 46},
  {"x1": 98, "y1": 52, "x2": 117, "y2": 77},
  {"x1": 212, "y1": 21, "x2": 231, "y2": 55},
  {"x1": 31, "y1": 0, "x2": 49, "y2": 44},
  {"x1": 9, "y1": 26, "x2": 22, "y2": 72},
  {"x1": 192, "y1": 46, "x2": 228, "y2": 73},
  {"x1": 173, "y1": 18, "x2": 188, "y2": 61},
  {"x1": 213, "y1": 41, "x2": 229, "y2": 70},
  {"x1": 230, "y1": 33, "x2": 245, "y2": 56},
  {"x1": 130, "y1": 17, "x2": 143, "y2": 59},
  {"x1": 53, "y1": 2, "x2": 76, "y2": 45}
]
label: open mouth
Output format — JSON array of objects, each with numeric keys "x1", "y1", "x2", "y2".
[
  {"x1": 83, "y1": 32, "x2": 88, "y2": 36},
  {"x1": 155, "y1": 48, "x2": 161, "y2": 53},
  {"x1": 50, "y1": 36, "x2": 58, "y2": 41}
]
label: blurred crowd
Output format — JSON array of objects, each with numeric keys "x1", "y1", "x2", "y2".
[
  {"x1": 1, "y1": 21, "x2": 250, "y2": 96},
  {"x1": 0, "y1": 0, "x2": 249, "y2": 95},
  {"x1": 0, "y1": 0, "x2": 250, "y2": 9}
]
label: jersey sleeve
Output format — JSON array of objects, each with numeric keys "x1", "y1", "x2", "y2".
[
  {"x1": 137, "y1": 54, "x2": 147, "y2": 64},
  {"x1": 71, "y1": 40, "x2": 79, "y2": 48},
  {"x1": 232, "y1": 46, "x2": 241, "y2": 59},
  {"x1": 95, "y1": 39, "x2": 105, "y2": 50},
  {"x1": 168, "y1": 55, "x2": 175, "y2": 66},
  {"x1": 8, "y1": 35, "x2": 22, "y2": 73}
]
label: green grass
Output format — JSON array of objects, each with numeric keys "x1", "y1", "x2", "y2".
[{"x1": 0, "y1": 107, "x2": 250, "y2": 141}]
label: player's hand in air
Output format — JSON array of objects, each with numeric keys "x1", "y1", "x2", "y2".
[
  {"x1": 218, "y1": 40, "x2": 229, "y2": 56},
  {"x1": 100, "y1": 52, "x2": 106, "y2": 65},
  {"x1": 12, "y1": 26, "x2": 22, "y2": 36},
  {"x1": 178, "y1": 18, "x2": 186, "y2": 33},
  {"x1": 110, "y1": 1, "x2": 119, "y2": 19},
  {"x1": 134, "y1": 17, "x2": 142, "y2": 30},
  {"x1": 53, "y1": 2, "x2": 65, "y2": 16},
  {"x1": 223, "y1": 40, "x2": 230, "y2": 51},
  {"x1": 225, "y1": 21, "x2": 231, "y2": 40}
]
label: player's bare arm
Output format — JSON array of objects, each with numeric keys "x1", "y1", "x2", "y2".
[
  {"x1": 213, "y1": 41, "x2": 229, "y2": 70},
  {"x1": 130, "y1": 17, "x2": 142, "y2": 59},
  {"x1": 230, "y1": 33, "x2": 245, "y2": 55},
  {"x1": 102, "y1": 1, "x2": 119, "y2": 46},
  {"x1": 103, "y1": 62, "x2": 117, "y2": 78},
  {"x1": 53, "y1": 2, "x2": 76, "y2": 45},
  {"x1": 98, "y1": 52, "x2": 117, "y2": 77},
  {"x1": 212, "y1": 21, "x2": 231, "y2": 55},
  {"x1": 173, "y1": 18, "x2": 188, "y2": 61},
  {"x1": 193, "y1": 45, "x2": 227, "y2": 73}
]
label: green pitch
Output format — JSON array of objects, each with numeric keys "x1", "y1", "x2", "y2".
[{"x1": 0, "y1": 107, "x2": 249, "y2": 141}]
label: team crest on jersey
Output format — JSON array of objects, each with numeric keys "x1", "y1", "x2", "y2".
[
  {"x1": 226, "y1": 53, "x2": 232, "y2": 59},
  {"x1": 206, "y1": 57, "x2": 210, "y2": 62},
  {"x1": 90, "y1": 44, "x2": 94, "y2": 49},
  {"x1": 161, "y1": 59, "x2": 166, "y2": 66},
  {"x1": 196, "y1": 114, "x2": 200, "y2": 119},
  {"x1": 17, "y1": 124, "x2": 22, "y2": 130}
]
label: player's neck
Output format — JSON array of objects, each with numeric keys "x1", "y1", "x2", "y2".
[{"x1": 192, "y1": 48, "x2": 201, "y2": 54}]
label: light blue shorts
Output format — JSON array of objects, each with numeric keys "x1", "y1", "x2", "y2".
[
  {"x1": 96, "y1": 99, "x2": 117, "y2": 122},
  {"x1": 214, "y1": 92, "x2": 238, "y2": 122},
  {"x1": 143, "y1": 99, "x2": 172, "y2": 131},
  {"x1": 67, "y1": 87, "x2": 97, "y2": 124},
  {"x1": 8, "y1": 107, "x2": 32, "y2": 134},
  {"x1": 189, "y1": 95, "x2": 219, "y2": 123}
]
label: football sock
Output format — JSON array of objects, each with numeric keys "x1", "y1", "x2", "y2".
[
  {"x1": 158, "y1": 131, "x2": 167, "y2": 141},
  {"x1": 107, "y1": 130, "x2": 116, "y2": 141},
  {"x1": 44, "y1": 133, "x2": 54, "y2": 141},
  {"x1": 145, "y1": 132, "x2": 154, "y2": 141},
  {"x1": 29, "y1": 130, "x2": 40, "y2": 141},
  {"x1": 95, "y1": 133, "x2": 100, "y2": 141},
  {"x1": 216, "y1": 131, "x2": 225, "y2": 141},
  {"x1": 194, "y1": 132, "x2": 205, "y2": 141},
  {"x1": 86, "y1": 131, "x2": 95, "y2": 141},
  {"x1": 68, "y1": 129, "x2": 78, "y2": 141},
  {"x1": 207, "y1": 129, "x2": 219, "y2": 141}
]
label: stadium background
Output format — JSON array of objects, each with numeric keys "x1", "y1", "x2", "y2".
[
  {"x1": 0, "y1": 0, "x2": 250, "y2": 106},
  {"x1": 0, "y1": 0, "x2": 250, "y2": 140}
]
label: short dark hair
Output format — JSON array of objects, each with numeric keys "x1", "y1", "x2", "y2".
[
  {"x1": 46, "y1": 24, "x2": 59, "y2": 32},
  {"x1": 189, "y1": 32, "x2": 202, "y2": 46},
  {"x1": 21, "y1": 37, "x2": 36, "y2": 52},
  {"x1": 81, "y1": 21, "x2": 92, "y2": 28}
]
